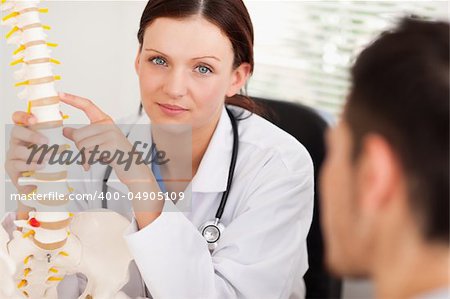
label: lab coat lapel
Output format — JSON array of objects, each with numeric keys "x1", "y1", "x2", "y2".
[{"x1": 192, "y1": 107, "x2": 233, "y2": 193}]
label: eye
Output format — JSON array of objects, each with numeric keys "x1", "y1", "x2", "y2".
[
  {"x1": 150, "y1": 56, "x2": 167, "y2": 66},
  {"x1": 195, "y1": 65, "x2": 213, "y2": 75}
]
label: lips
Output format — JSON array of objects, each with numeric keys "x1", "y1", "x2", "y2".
[
  {"x1": 158, "y1": 103, "x2": 188, "y2": 111},
  {"x1": 157, "y1": 103, "x2": 189, "y2": 116}
]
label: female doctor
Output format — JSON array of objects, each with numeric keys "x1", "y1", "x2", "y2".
[{"x1": 6, "y1": 0, "x2": 314, "y2": 298}]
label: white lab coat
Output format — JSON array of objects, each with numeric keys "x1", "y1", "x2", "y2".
[{"x1": 3, "y1": 105, "x2": 314, "y2": 299}]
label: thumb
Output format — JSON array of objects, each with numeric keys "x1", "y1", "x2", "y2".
[
  {"x1": 63, "y1": 127, "x2": 76, "y2": 142},
  {"x1": 63, "y1": 127, "x2": 90, "y2": 171}
]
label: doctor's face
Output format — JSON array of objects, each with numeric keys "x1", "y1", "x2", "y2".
[
  {"x1": 135, "y1": 16, "x2": 246, "y2": 130},
  {"x1": 320, "y1": 120, "x2": 372, "y2": 277}
]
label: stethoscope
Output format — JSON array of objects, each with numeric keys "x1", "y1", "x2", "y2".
[{"x1": 102, "y1": 105, "x2": 239, "y2": 251}]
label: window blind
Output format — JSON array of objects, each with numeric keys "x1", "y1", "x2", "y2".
[{"x1": 245, "y1": 0, "x2": 448, "y2": 116}]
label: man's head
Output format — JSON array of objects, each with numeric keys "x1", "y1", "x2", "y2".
[{"x1": 320, "y1": 18, "x2": 449, "y2": 276}]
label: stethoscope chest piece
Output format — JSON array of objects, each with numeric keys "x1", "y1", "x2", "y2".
[{"x1": 199, "y1": 218, "x2": 225, "y2": 251}]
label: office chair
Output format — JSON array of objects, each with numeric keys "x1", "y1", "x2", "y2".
[{"x1": 251, "y1": 97, "x2": 342, "y2": 299}]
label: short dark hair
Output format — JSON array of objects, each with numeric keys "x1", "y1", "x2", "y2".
[{"x1": 345, "y1": 18, "x2": 449, "y2": 243}]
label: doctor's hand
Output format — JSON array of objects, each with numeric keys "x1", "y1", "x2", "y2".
[
  {"x1": 60, "y1": 92, "x2": 163, "y2": 226},
  {"x1": 59, "y1": 92, "x2": 149, "y2": 184},
  {"x1": 6, "y1": 112, "x2": 45, "y2": 219},
  {"x1": 5, "y1": 112, "x2": 46, "y2": 191}
]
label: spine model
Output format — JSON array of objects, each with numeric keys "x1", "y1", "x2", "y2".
[
  {"x1": 1, "y1": 1, "x2": 133, "y2": 298},
  {"x1": 2, "y1": 0, "x2": 75, "y2": 297},
  {"x1": 2, "y1": 0, "x2": 72, "y2": 252}
]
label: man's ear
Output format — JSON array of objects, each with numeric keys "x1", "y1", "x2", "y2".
[
  {"x1": 135, "y1": 48, "x2": 141, "y2": 75},
  {"x1": 356, "y1": 134, "x2": 401, "y2": 212},
  {"x1": 226, "y1": 63, "x2": 252, "y2": 97}
]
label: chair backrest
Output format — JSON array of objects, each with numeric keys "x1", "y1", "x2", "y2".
[{"x1": 252, "y1": 97, "x2": 342, "y2": 299}]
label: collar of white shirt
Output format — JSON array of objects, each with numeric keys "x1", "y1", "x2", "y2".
[{"x1": 191, "y1": 106, "x2": 233, "y2": 193}]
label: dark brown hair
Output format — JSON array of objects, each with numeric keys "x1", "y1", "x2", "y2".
[
  {"x1": 345, "y1": 18, "x2": 449, "y2": 243},
  {"x1": 137, "y1": 0, "x2": 264, "y2": 116}
]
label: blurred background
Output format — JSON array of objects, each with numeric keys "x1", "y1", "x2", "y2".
[
  {"x1": 1, "y1": 1, "x2": 448, "y2": 298},
  {"x1": 246, "y1": 1, "x2": 448, "y2": 117}
]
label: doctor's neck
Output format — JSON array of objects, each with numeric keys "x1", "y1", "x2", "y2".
[{"x1": 151, "y1": 106, "x2": 222, "y2": 178}]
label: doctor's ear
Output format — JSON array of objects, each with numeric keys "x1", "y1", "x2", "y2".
[
  {"x1": 226, "y1": 63, "x2": 252, "y2": 97},
  {"x1": 134, "y1": 48, "x2": 142, "y2": 75}
]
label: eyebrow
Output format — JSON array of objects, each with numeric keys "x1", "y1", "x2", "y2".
[{"x1": 144, "y1": 48, "x2": 221, "y2": 62}]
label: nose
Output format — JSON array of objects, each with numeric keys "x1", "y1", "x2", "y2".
[{"x1": 163, "y1": 68, "x2": 188, "y2": 99}]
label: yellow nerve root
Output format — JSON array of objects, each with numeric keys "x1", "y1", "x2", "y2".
[
  {"x1": 17, "y1": 279, "x2": 28, "y2": 288},
  {"x1": 24, "y1": 268, "x2": 31, "y2": 277},
  {"x1": 6, "y1": 26, "x2": 19, "y2": 39},
  {"x1": 22, "y1": 230, "x2": 35, "y2": 239},
  {"x1": 10, "y1": 58, "x2": 24, "y2": 66},
  {"x1": 47, "y1": 276, "x2": 64, "y2": 282},
  {"x1": 15, "y1": 80, "x2": 29, "y2": 87},
  {"x1": 48, "y1": 267, "x2": 58, "y2": 273},
  {"x1": 50, "y1": 58, "x2": 61, "y2": 64},
  {"x1": 13, "y1": 45, "x2": 26, "y2": 55},
  {"x1": 24, "y1": 255, "x2": 33, "y2": 265},
  {"x1": 58, "y1": 251, "x2": 69, "y2": 257},
  {"x1": 2, "y1": 11, "x2": 19, "y2": 22}
]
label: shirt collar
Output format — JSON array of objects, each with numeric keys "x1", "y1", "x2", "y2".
[{"x1": 192, "y1": 106, "x2": 233, "y2": 193}]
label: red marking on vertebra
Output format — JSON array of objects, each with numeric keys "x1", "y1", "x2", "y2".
[{"x1": 29, "y1": 218, "x2": 40, "y2": 227}]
